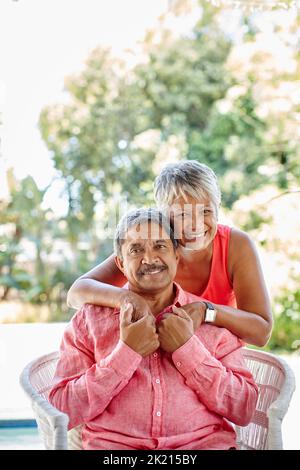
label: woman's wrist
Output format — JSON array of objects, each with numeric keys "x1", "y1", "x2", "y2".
[{"x1": 202, "y1": 301, "x2": 218, "y2": 323}]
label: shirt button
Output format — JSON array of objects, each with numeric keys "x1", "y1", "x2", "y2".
[
  {"x1": 156, "y1": 411, "x2": 161, "y2": 417},
  {"x1": 155, "y1": 378, "x2": 160, "y2": 384},
  {"x1": 153, "y1": 352, "x2": 158, "y2": 358},
  {"x1": 176, "y1": 361, "x2": 182, "y2": 367}
]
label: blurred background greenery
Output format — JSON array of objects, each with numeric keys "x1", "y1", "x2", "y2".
[{"x1": 0, "y1": 0, "x2": 299, "y2": 353}]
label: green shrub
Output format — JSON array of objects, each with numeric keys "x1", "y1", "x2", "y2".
[{"x1": 264, "y1": 286, "x2": 300, "y2": 353}]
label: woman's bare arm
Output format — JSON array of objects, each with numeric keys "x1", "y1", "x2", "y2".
[
  {"x1": 213, "y1": 229, "x2": 273, "y2": 347},
  {"x1": 67, "y1": 254, "x2": 128, "y2": 309}
]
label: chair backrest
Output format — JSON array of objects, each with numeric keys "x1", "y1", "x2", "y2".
[
  {"x1": 235, "y1": 348, "x2": 296, "y2": 450},
  {"x1": 20, "y1": 348, "x2": 295, "y2": 450},
  {"x1": 29, "y1": 352, "x2": 59, "y2": 400}
]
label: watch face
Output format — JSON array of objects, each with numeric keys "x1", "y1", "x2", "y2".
[{"x1": 205, "y1": 309, "x2": 216, "y2": 322}]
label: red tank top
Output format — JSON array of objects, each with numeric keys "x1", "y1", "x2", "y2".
[{"x1": 201, "y1": 224, "x2": 236, "y2": 307}]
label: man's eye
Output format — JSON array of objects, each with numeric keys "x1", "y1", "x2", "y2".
[
  {"x1": 130, "y1": 248, "x2": 141, "y2": 254},
  {"x1": 156, "y1": 244, "x2": 166, "y2": 249}
]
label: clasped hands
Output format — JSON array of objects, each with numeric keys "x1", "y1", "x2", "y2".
[{"x1": 120, "y1": 299, "x2": 205, "y2": 358}]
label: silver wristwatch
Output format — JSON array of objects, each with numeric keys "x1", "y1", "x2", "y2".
[{"x1": 203, "y1": 301, "x2": 217, "y2": 323}]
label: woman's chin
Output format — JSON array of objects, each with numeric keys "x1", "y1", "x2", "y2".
[{"x1": 181, "y1": 236, "x2": 209, "y2": 251}]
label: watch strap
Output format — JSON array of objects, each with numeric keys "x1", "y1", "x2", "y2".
[{"x1": 203, "y1": 301, "x2": 214, "y2": 311}]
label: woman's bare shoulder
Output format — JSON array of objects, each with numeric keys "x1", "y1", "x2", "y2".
[
  {"x1": 228, "y1": 227, "x2": 258, "y2": 277},
  {"x1": 230, "y1": 226, "x2": 253, "y2": 243}
]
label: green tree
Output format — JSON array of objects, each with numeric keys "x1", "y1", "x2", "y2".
[
  {"x1": 0, "y1": 175, "x2": 52, "y2": 301},
  {"x1": 39, "y1": 3, "x2": 236, "y2": 222},
  {"x1": 226, "y1": 12, "x2": 300, "y2": 193}
]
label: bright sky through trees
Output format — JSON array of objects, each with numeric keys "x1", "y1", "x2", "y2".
[{"x1": 0, "y1": 0, "x2": 169, "y2": 190}]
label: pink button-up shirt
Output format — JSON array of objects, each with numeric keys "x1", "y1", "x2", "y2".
[{"x1": 49, "y1": 284, "x2": 258, "y2": 450}]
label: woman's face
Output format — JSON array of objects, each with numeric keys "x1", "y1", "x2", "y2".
[{"x1": 168, "y1": 193, "x2": 218, "y2": 251}]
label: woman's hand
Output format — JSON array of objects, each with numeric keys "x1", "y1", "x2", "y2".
[
  {"x1": 119, "y1": 291, "x2": 153, "y2": 322},
  {"x1": 178, "y1": 301, "x2": 206, "y2": 333}
]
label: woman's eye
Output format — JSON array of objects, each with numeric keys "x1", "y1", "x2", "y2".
[{"x1": 157, "y1": 244, "x2": 166, "y2": 249}]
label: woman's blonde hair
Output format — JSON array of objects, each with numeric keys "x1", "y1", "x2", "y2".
[{"x1": 154, "y1": 160, "x2": 221, "y2": 214}]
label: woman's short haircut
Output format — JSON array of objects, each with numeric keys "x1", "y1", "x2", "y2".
[
  {"x1": 114, "y1": 207, "x2": 178, "y2": 259},
  {"x1": 154, "y1": 160, "x2": 221, "y2": 214}
]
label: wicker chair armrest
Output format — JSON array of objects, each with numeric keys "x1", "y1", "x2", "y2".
[{"x1": 20, "y1": 356, "x2": 69, "y2": 450}]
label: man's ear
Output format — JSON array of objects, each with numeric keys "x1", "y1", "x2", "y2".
[{"x1": 115, "y1": 255, "x2": 125, "y2": 273}]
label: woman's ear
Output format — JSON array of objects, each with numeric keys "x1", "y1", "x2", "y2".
[
  {"x1": 114, "y1": 256, "x2": 125, "y2": 273},
  {"x1": 175, "y1": 248, "x2": 180, "y2": 265}
]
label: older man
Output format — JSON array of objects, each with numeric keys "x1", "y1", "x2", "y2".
[{"x1": 49, "y1": 208, "x2": 258, "y2": 450}]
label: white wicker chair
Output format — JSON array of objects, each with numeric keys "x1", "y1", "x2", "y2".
[{"x1": 19, "y1": 348, "x2": 296, "y2": 450}]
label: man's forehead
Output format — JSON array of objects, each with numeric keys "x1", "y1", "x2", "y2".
[
  {"x1": 126, "y1": 238, "x2": 169, "y2": 247},
  {"x1": 123, "y1": 222, "x2": 171, "y2": 243}
]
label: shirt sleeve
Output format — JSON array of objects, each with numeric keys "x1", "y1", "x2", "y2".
[
  {"x1": 48, "y1": 309, "x2": 142, "y2": 429},
  {"x1": 172, "y1": 331, "x2": 258, "y2": 426}
]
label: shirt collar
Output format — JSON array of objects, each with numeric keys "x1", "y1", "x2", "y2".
[
  {"x1": 154, "y1": 282, "x2": 187, "y2": 323},
  {"x1": 173, "y1": 281, "x2": 188, "y2": 307}
]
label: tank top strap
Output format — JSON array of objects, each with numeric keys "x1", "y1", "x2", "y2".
[{"x1": 202, "y1": 224, "x2": 236, "y2": 307}]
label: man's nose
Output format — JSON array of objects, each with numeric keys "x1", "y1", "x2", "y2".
[{"x1": 141, "y1": 248, "x2": 159, "y2": 264}]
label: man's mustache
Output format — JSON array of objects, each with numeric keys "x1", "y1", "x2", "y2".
[{"x1": 138, "y1": 264, "x2": 167, "y2": 275}]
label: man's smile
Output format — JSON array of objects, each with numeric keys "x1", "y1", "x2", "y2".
[{"x1": 139, "y1": 266, "x2": 167, "y2": 276}]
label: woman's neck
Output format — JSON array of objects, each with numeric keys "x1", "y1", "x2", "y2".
[{"x1": 178, "y1": 242, "x2": 213, "y2": 266}]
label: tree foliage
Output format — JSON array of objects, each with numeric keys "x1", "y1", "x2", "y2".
[{"x1": 1, "y1": 2, "x2": 300, "y2": 343}]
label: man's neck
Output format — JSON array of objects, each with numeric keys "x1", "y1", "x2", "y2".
[{"x1": 129, "y1": 283, "x2": 176, "y2": 316}]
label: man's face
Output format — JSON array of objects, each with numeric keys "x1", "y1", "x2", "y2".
[{"x1": 115, "y1": 221, "x2": 179, "y2": 294}]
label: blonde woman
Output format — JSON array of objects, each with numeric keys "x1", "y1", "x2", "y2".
[{"x1": 67, "y1": 160, "x2": 272, "y2": 347}]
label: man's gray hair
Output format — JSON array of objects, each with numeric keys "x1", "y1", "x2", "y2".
[
  {"x1": 114, "y1": 207, "x2": 178, "y2": 259},
  {"x1": 154, "y1": 160, "x2": 221, "y2": 215}
]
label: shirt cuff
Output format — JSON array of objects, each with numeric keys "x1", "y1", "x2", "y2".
[
  {"x1": 172, "y1": 334, "x2": 212, "y2": 375},
  {"x1": 99, "y1": 339, "x2": 142, "y2": 378}
]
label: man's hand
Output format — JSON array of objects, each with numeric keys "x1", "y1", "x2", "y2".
[
  {"x1": 120, "y1": 291, "x2": 152, "y2": 322},
  {"x1": 177, "y1": 302, "x2": 206, "y2": 332},
  {"x1": 120, "y1": 303, "x2": 160, "y2": 357},
  {"x1": 157, "y1": 306, "x2": 194, "y2": 353}
]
